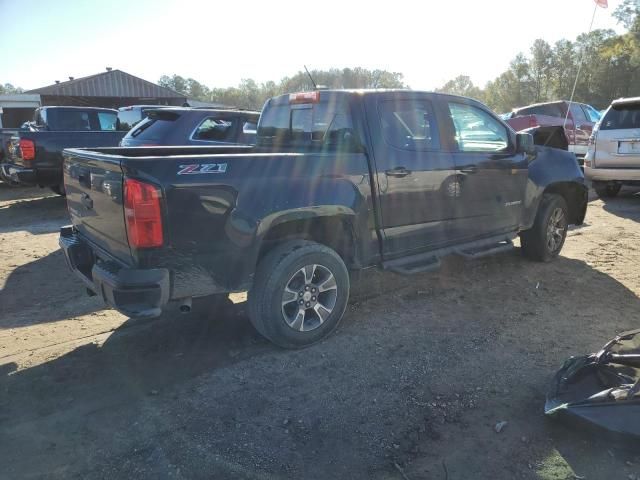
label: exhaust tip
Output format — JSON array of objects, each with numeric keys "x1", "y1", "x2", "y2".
[{"x1": 179, "y1": 298, "x2": 193, "y2": 314}]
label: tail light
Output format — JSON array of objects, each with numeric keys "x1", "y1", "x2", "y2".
[
  {"x1": 124, "y1": 178, "x2": 164, "y2": 248},
  {"x1": 19, "y1": 139, "x2": 35, "y2": 164}
]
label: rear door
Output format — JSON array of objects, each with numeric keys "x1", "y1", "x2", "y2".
[
  {"x1": 64, "y1": 151, "x2": 132, "y2": 263},
  {"x1": 595, "y1": 102, "x2": 640, "y2": 168},
  {"x1": 443, "y1": 99, "x2": 528, "y2": 238},
  {"x1": 366, "y1": 93, "x2": 459, "y2": 257}
]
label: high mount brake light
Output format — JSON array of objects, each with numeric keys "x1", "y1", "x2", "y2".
[
  {"x1": 124, "y1": 178, "x2": 164, "y2": 248},
  {"x1": 289, "y1": 91, "x2": 320, "y2": 104}
]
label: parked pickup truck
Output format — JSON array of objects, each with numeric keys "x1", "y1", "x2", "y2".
[
  {"x1": 1, "y1": 106, "x2": 126, "y2": 194},
  {"x1": 505, "y1": 100, "x2": 602, "y2": 162},
  {"x1": 59, "y1": 89, "x2": 588, "y2": 348}
]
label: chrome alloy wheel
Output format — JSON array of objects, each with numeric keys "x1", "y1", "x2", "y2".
[
  {"x1": 546, "y1": 207, "x2": 566, "y2": 253},
  {"x1": 281, "y1": 264, "x2": 338, "y2": 332}
]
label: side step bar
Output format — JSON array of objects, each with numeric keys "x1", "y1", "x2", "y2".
[{"x1": 383, "y1": 234, "x2": 515, "y2": 275}]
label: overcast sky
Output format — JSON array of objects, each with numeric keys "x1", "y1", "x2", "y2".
[{"x1": 0, "y1": 0, "x2": 626, "y2": 91}]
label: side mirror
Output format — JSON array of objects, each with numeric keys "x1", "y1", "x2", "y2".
[{"x1": 516, "y1": 132, "x2": 535, "y2": 155}]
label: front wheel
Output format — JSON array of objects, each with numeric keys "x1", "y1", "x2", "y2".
[
  {"x1": 248, "y1": 240, "x2": 350, "y2": 349},
  {"x1": 520, "y1": 193, "x2": 569, "y2": 262}
]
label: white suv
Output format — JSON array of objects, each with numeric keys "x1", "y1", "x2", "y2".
[{"x1": 584, "y1": 97, "x2": 640, "y2": 198}]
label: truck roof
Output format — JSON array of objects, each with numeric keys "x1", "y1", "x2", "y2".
[
  {"x1": 142, "y1": 107, "x2": 259, "y2": 115},
  {"x1": 267, "y1": 88, "x2": 483, "y2": 105},
  {"x1": 39, "y1": 106, "x2": 117, "y2": 113},
  {"x1": 611, "y1": 97, "x2": 640, "y2": 107}
]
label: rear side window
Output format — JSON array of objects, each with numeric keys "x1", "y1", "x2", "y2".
[
  {"x1": 97, "y1": 112, "x2": 117, "y2": 131},
  {"x1": 192, "y1": 118, "x2": 235, "y2": 142},
  {"x1": 517, "y1": 104, "x2": 564, "y2": 118},
  {"x1": 128, "y1": 112, "x2": 180, "y2": 141},
  {"x1": 448, "y1": 102, "x2": 509, "y2": 152},
  {"x1": 118, "y1": 109, "x2": 142, "y2": 131},
  {"x1": 378, "y1": 99, "x2": 439, "y2": 151},
  {"x1": 601, "y1": 104, "x2": 640, "y2": 130},
  {"x1": 258, "y1": 100, "x2": 360, "y2": 151}
]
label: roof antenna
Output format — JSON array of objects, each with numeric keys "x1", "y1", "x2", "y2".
[{"x1": 304, "y1": 65, "x2": 317, "y2": 90}]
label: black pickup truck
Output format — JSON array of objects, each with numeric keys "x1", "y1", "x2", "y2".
[
  {"x1": 59, "y1": 89, "x2": 588, "y2": 348},
  {"x1": 1, "y1": 106, "x2": 125, "y2": 194}
]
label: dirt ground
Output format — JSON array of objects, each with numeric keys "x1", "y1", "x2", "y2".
[{"x1": 1, "y1": 182, "x2": 639, "y2": 480}]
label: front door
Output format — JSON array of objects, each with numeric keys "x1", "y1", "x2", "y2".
[
  {"x1": 444, "y1": 100, "x2": 528, "y2": 239},
  {"x1": 366, "y1": 95, "x2": 459, "y2": 258}
]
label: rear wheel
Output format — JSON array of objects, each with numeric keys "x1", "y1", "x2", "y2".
[
  {"x1": 248, "y1": 240, "x2": 349, "y2": 349},
  {"x1": 520, "y1": 193, "x2": 569, "y2": 262},
  {"x1": 593, "y1": 182, "x2": 621, "y2": 199}
]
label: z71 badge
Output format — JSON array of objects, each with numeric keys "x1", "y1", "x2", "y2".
[{"x1": 177, "y1": 163, "x2": 228, "y2": 175}]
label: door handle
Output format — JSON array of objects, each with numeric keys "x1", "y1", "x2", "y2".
[
  {"x1": 459, "y1": 166, "x2": 478, "y2": 174},
  {"x1": 385, "y1": 167, "x2": 411, "y2": 178}
]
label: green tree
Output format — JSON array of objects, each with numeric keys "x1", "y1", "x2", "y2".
[
  {"x1": 0, "y1": 83, "x2": 24, "y2": 94},
  {"x1": 158, "y1": 74, "x2": 188, "y2": 95},
  {"x1": 435, "y1": 75, "x2": 484, "y2": 101},
  {"x1": 530, "y1": 39, "x2": 553, "y2": 102}
]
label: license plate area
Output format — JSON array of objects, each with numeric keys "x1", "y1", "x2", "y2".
[{"x1": 618, "y1": 141, "x2": 640, "y2": 154}]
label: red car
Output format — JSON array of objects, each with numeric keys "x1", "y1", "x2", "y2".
[{"x1": 505, "y1": 100, "x2": 602, "y2": 161}]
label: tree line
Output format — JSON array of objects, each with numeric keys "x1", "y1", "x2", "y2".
[
  {"x1": 158, "y1": 68, "x2": 407, "y2": 110},
  {"x1": 436, "y1": 0, "x2": 640, "y2": 112},
  {"x1": 159, "y1": 1, "x2": 639, "y2": 113},
  {"x1": 3, "y1": 1, "x2": 638, "y2": 114}
]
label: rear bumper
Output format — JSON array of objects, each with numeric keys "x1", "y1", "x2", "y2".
[
  {"x1": 1, "y1": 163, "x2": 37, "y2": 185},
  {"x1": 0, "y1": 162, "x2": 60, "y2": 186},
  {"x1": 59, "y1": 226, "x2": 170, "y2": 318},
  {"x1": 584, "y1": 165, "x2": 640, "y2": 183}
]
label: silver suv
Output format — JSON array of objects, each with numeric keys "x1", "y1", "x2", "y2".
[{"x1": 584, "y1": 97, "x2": 640, "y2": 198}]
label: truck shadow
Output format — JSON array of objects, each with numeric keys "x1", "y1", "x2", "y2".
[
  {"x1": 1, "y1": 252, "x2": 639, "y2": 478},
  {"x1": 0, "y1": 249, "x2": 101, "y2": 328},
  {"x1": 598, "y1": 186, "x2": 640, "y2": 222},
  {"x1": 0, "y1": 185, "x2": 68, "y2": 235}
]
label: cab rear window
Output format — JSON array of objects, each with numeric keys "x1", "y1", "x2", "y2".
[
  {"x1": 258, "y1": 100, "x2": 360, "y2": 151},
  {"x1": 601, "y1": 104, "x2": 640, "y2": 130}
]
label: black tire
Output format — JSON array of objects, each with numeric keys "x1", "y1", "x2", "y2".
[
  {"x1": 248, "y1": 240, "x2": 350, "y2": 349},
  {"x1": 50, "y1": 184, "x2": 66, "y2": 196},
  {"x1": 593, "y1": 182, "x2": 621, "y2": 199},
  {"x1": 520, "y1": 193, "x2": 569, "y2": 262}
]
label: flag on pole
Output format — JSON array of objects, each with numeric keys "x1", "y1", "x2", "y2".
[{"x1": 594, "y1": 0, "x2": 608, "y2": 8}]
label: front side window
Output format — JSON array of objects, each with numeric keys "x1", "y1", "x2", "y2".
[
  {"x1": 97, "y1": 112, "x2": 117, "y2": 131},
  {"x1": 193, "y1": 117, "x2": 235, "y2": 142},
  {"x1": 569, "y1": 103, "x2": 588, "y2": 124},
  {"x1": 583, "y1": 104, "x2": 602, "y2": 123},
  {"x1": 378, "y1": 99, "x2": 439, "y2": 151},
  {"x1": 448, "y1": 102, "x2": 509, "y2": 152}
]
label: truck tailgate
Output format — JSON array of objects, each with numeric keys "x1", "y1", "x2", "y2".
[{"x1": 63, "y1": 150, "x2": 132, "y2": 263}]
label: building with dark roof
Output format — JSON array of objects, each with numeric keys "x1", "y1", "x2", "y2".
[{"x1": 26, "y1": 68, "x2": 188, "y2": 108}]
